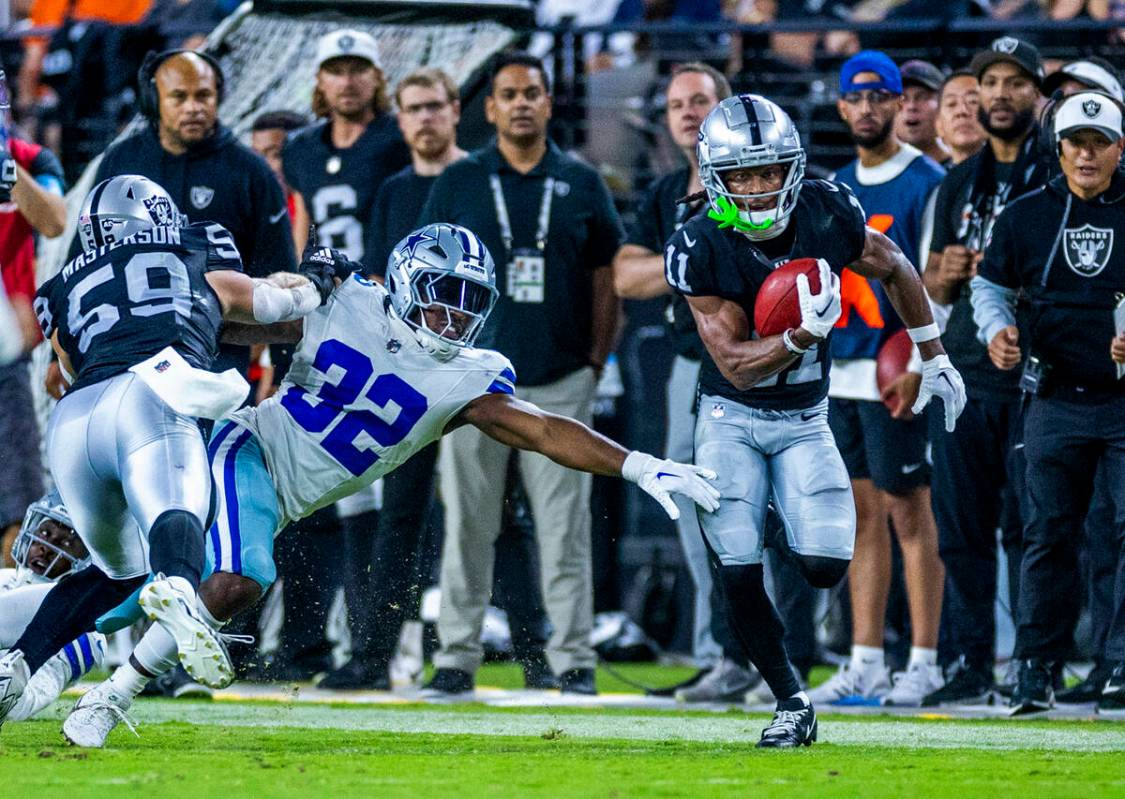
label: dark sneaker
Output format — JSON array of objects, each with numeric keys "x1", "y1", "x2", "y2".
[
  {"x1": 559, "y1": 668, "x2": 597, "y2": 695},
  {"x1": 922, "y1": 660, "x2": 993, "y2": 707},
  {"x1": 318, "y1": 659, "x2": 391, "y2": 691},
  {"x1": 1056, "y1": 663, "x2": 1113, "y2": 704},
  {"x1": 1009, "y1": 659, "x2": 1054, "y2": 716},
  {"x1": 757, "y1": 696, "x2": 817, "y2": 748},
  {"x1": 522, "y1": 657, "x2": 559, "y2": 690},
  {"x1": 423, "y1": 668, "x2": 474, "y2": 696},
  {"x1": 1102, "y1": 662, "x2": 1125, "y2": 704},
  {"x1": 157, "y1": 665, "x2": 214, "y2": 699}
]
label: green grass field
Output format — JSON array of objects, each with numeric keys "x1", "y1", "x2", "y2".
[{"x1": 2, "y1": 664, "x2": 1123, "y2": 798}]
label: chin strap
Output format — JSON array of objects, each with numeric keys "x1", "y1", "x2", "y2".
[{"x1": 706, "y1": 196, "x2": 775, "y2": 233}]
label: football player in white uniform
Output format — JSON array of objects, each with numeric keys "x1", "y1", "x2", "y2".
[
  {"x1": 0, "y1": 493, "x2": 106, "y2": 726},
  {"x1": 60, "y1": 222, "x2": 720, "y2": 747}
]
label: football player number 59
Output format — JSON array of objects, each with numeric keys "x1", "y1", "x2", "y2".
[{"x1": 281, "y1": 338, "x2": 428, "y2": 475}]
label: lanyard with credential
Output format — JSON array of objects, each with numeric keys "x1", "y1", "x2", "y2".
[{"x1": 490, "y1": 174, "x2": 555, "y2": 261}]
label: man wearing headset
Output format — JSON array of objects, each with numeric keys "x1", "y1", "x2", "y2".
[{"x1": 73, "y1": 50, "x2": 297, "y2": 373}]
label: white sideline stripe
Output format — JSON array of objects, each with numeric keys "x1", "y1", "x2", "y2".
[{"x1": 95, "y1": 703, "x2": 1125, "y2": 752}]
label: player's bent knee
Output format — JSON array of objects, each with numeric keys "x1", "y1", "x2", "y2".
[
  {"x1": 796, "y1": 555, "x2": 850, "y2": 588},
  {"x1": 199, "y1": 571, "x2": 264, "y2": 622}
]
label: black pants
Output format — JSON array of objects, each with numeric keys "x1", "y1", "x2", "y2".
[
  {"x1": 1018, "y1": 392, "x2": 1125, "y2": 662},
  {"x1": 1084, "y1": 463, "x2": 1118, "y2": 662},
  {"x1": 930, "y1": 395, "x2": 1024, "y2": 670},
  {"x1": 272, "y1": 504, "x2": 342, "y2": 671}
]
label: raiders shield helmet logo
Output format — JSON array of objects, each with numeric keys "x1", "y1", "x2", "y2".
[
  {"x1": 1083, "y1": 98, "x2": 1102, "y2": 119},
  {"x1": 338, "y1": 34, "x2": 355, "y2": 51},
  {"x1": 190, "y1": 185, "x2": 215, "y2": 209},
  {"x1": 143, "y1": 195, "x2": 176, "y2": 225},
  {"x1": 993, "y1": 36, "x2": 1020, "y2": 54},
  {"x1": 1064, "y1": 224, "x2": 1114, "y2": 277}
]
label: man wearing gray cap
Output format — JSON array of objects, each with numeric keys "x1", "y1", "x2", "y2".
[
  {"x1": 1043, "y1": 57, "x2": 1124, "y2": 104},
  {"x1": 971, "y1": 91, "x2": 1125, "y2": 715},
  {"x1": 897, "y1": 60, "x2": 951, "y2": 166}
]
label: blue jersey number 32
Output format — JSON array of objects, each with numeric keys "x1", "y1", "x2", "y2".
[{"x1": 281, "y1": 339, "x2": 428, "y2": 476}]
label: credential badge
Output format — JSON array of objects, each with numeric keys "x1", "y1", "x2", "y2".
[{"x1": 1063, "y1": 223, "x2": 1114, "y2": 277}]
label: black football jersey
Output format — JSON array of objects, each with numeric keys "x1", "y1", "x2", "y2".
[
  {"x1": 664, "y1": 179, "x2": 867, "y2": 410},
  {"x1": 35, "y1": 223, "x2": 242, "y2": 392},
  {"x1": 282, "y1": 115, "x2": 410, "y2": 269}
]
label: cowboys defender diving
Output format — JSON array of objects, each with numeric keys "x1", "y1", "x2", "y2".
[
  {"x1": 664, "y1": 95, "x2": 966, "y2": 747},
  {"x1": 58, "y1": 221, "x2": 720, "y2": 747},
  {"x1": 0, "y1": 175, "x2": 322, "y2": 726}
]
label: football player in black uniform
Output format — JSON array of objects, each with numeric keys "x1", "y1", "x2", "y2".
[
  {"x1": 0, "y1": 175, "x2": 320, "y2": 725},
  {"x1": 664, "y1": 95, "x2": 966, "y2": 747},
  {"x1": 283, "y1": 28, "x2": 410, "y2": 267}
]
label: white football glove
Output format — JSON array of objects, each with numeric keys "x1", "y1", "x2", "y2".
[
  {"x1": 795, "y1": 258, "x2": 842, "y2": 340},
  {"x1": 912, "y1": 354, "x2": 966, "y2": 432},
  {"x1": 621, "y1": 451, "x2": 720, "y2": 520}
]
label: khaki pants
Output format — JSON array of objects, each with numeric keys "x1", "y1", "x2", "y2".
[{"x1": 436, "y1": 366, "x2": 597, "y2": 675}]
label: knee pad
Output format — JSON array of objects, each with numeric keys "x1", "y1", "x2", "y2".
[{"x1": 796, "y1": 555, "x2": 850, "y2": 589}]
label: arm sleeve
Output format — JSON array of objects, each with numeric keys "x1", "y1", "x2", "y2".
[
  {"x1": 245, "y1": 162, "x2": 297, "y2": 277},
  {"x1": 582, "y1": 174, "x2": 626, "y2": 268},
  {"x1": 202, "y1": 223, "x2": 246, "y2": 273},
  {"x1": 32, "y1": 276, "x2": 57, "y2": 340},
  {"x1": 485, "y1": 356, "x2": 518, "y2": 395},
  {"x1": 834, "y1": 181, "x2": 868, "y2": 266},
  {"x1": 971, "y1": 211, "x2": 1020, "y2": 344}
]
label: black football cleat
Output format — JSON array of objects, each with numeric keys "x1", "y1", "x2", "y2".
[
  {"x1": 1102, "y1": 662, "x2": 1125, "y2": 704},
  {"x1": 559, "y1": 668, "x2": 597, "y2": 695},
  {"x1": 422, "y1": 668, "x2": 474, "y2": 696},
  {"x1": 522, "y1": 656, "x2": 560, "y2": 690},
  {"x1": 756, "y1": 696, "x2": 817, "y2": 748},
  {"x1": 1056, "y1": 662, "x2": 1113, "y2": 704},
  {"x1": 1009, "y1": 659, "x2": 1054, "y2": 716},
  {"x1": 318, "y1": 659, "x2": 391, "y2": 691}
]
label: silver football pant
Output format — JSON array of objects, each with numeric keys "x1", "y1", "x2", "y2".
[
  {"x1": 694, "y1": 395, "x2": 855, "y2": 566},
  {"x1": 45, "y1": 372, "x2": 212, "y2": 579}
]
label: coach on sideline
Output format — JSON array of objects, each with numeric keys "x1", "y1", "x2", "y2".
[
  {"x1": 972, "y1": 91, "x2": 1125, "y2": 715},
  {"x1": 75, "y1": 49, "x2": 296, "y2": 373}
]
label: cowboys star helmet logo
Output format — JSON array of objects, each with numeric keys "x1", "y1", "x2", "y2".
[
  {"x1": 993, "y1": 36, "x2": 1020, "y2": 54},
  {"x1": 143, "y1": 195, "x2": 176, "y2": 225},
  {"x1": 190, "y1": 185, "x2": 215, "y2": 210},
  {"x1": 1083, "y1": 99, "x2": 1102, "y2": 119},
  {"x1": 1064, "y1": 224, "x2": 1114, "y2": 277},
  {"x1": 338, "y1": 34, "x2": 355, "y2": 51}
]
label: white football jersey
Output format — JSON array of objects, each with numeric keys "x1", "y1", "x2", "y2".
[{"x1": 232, "y1": 274, "x2": 516, "y2": 526}]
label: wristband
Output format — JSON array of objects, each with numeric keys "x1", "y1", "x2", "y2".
[
  {"x1": 782, "y1": 328, "x2": 809, "y2": 355},
  {"x1": 907, "y1": 323, "x2": 940, "y2": 344}
]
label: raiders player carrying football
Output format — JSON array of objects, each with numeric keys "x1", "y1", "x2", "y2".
[{"x1": 664, "y1": 94, "x2": 966, "y2": 747}]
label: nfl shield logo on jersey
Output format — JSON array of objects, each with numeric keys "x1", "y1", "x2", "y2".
[
  {"x1": 1064, "y1": 224, "x2": 1114, "y2": 277},
  {"x1": 191, "y1": 185, "x2": 215, "y2": 210}
]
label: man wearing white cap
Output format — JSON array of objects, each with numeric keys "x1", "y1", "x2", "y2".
[
  {"x1": 1043, "y1": 57, "x2": 1124, "y2": 104},
  {"x1": 278, "y1": 28, "x2": 409, "y2": 681},
  {"x1": 971, "y1": 91, "x2": 1125, "y2": 715}
]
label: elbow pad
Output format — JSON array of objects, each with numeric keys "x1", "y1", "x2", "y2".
[{"x1": 251, "y1": 280, "x2": 321, "y2": 324}]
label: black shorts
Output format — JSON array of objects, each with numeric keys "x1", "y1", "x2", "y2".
[{"x1": 828, "y1": 397, "x2": 930, "y2": 495}]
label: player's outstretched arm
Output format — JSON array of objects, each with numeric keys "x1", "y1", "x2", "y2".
[
  {"x1": 687, "y1": 294, "x2": 821, "y2": 390},
  {"x1": 205, "y1": 270, "x2": 321, "y2": 325},
  {"x1": 455, "y1": 393, "x2": 720, "y2": 520},
  {"x1": 852, "y1": 227, "x2": 966, "y2": 431}
]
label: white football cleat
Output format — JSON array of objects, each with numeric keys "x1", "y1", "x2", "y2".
[
  {"x1": 137, "y1": 577, "x2": 233, "y2": 689},
  {"x1": 805, "y1": 662, "x2": 891, "y2": 706},
  {"x1": 0, "y1": 650, "x2": 30, "y2": 729},
  {"x1": 62, "y1": 680, "x2": 136, "y2": 748},
  {"x1": 883, "y1": 662, "x2": 945, "y2": 707}
]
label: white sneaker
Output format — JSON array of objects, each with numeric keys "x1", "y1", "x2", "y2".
[
  {"x1": 61, "y1": 680, "x2": 136, "y2": 748},
  {"x1": 10, "y1": 633, "x2": 107, "y2": 722},
  {"x1": 805, "y1": 662, "x2": 891, "y2": 706},
  {"x1": 138, "y1": 577, "x2": 233, "y2": 689},
  {"x1": 0, "y1": 650, "x2": 30, "y2": 728},
  {"x1": 884, "y1": 663, "x2": 945, "y2": 707},
  {"x1": 675, "y1": 658, "x2": 760, "y2": 703}
]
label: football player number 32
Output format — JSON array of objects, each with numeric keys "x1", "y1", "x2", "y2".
[{"x1": 281, "y1": 339, "x2": 428, "y2": 475}]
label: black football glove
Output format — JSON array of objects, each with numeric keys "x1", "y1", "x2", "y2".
[{"x1": 298, "y1": 224, "x2": 360, "y2": 304}]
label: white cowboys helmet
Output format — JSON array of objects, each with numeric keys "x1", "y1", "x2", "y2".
[
  {"x1": 697, "y1": 94, "x2": 806, "y2": 240},
  {"x1": 12, "y1": 490, "x2": 89, "y2": 585},
  {"x1": 78, "y1": 174, "x2": 186, "y2": 254},
  {"x1": 385, "y1": 223, "x2": 499, "y2": 361}
]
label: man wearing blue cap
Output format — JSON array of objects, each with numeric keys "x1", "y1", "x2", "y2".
[{"x1": 811, "y1": 50, "x2": 947, "y2": 708}]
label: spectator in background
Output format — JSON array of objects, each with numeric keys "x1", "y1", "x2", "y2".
[
  {"x1": 897, "y1": 60, "x2": 952, "y2": 167},
  {"x1": 420, "y1": 51, "x2": 624, "y2": 696},
  {"x1": 921, "y1": 38, "x2": 1048, "y2": 707},
  {"x1": 613, "y1": 63, "x2": 757, "y2": 700},
  {"x1": 250, "y1": 110, "x2": 308, "y2": 222},
  {"x1": 141, "y1": 0, "x2": 237, "y2": 50},
  {"x1": 812, "y1": 51, "x2": 946, "y2": 708},
  {"x1": 317, "y1": 67, "x2": 468, "y2": 691},
  {"x1": 0, "y1": 135, "x2": 65, "y2": 565},
  {"x1": 935, "y1": 70, "x2": 987, "y2": 166}
]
